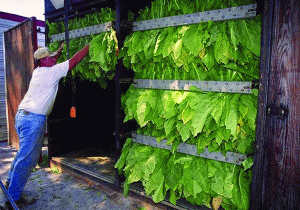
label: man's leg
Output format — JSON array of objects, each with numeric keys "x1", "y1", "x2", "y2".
[
  {"x1": 7, "y1": 111, "x2": 46, "y2": 201},
  {"x1": 6, "y1": 111, "x2": 23, "y2": 188}
]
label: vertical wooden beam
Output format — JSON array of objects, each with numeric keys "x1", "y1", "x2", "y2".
[
  {"x1": 31, "y1": 17, "x2": 38, "y2": 69},
  {"x1": 251, "y1": 0, "x2": 300, "y2": 209},
  {"x1": 4, "y1": 19, "x2": 37, "y2": 148},
  {"x1": 114, "y1": 0, "x2": 123, "y2": 189}
]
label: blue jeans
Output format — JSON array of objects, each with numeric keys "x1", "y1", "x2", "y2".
[{"x1": 6, "y1": 110, "x2": 46, "y2": 201}]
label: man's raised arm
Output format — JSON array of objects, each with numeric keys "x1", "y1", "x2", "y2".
[{"x1": 69, "y1": 44, "x2": 90, "y2": 71}]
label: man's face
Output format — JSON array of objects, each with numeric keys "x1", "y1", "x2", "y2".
[{"x1": 39, "y1": 57, "x2": 57, "y2": 67}]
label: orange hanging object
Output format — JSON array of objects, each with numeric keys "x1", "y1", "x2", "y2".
[{"x1": 70, "y1": 106, "x2": 76, "y2": 118}]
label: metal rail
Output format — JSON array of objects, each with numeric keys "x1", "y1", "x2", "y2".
[
  {"x1": 133, "y1": 4, "x2": 257, "y2": 31},
  {"x1": 132, "y1": 133, "x2": 248, "y2": 165},
  {"x1": 49, "y1": 4, "x2": 257, "y2": 42},
  {"x1": 49, "y1": 22, "x2": 113, "y2": 42},
  {"x1": 133, "y1": 79, "x2": 252, "y2": 94}
]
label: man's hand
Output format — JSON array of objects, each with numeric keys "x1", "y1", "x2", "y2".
[
  {"x1": 52, "y1": 42, "x2": 64, "y2": 61},
  {"x1": 58, "y1": 42, "x2": 64, "y2": 51}
]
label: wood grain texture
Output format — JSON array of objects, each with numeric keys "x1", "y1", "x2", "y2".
[
  {"x1": 251, "y1": 0, "x2": 300, "y2": 209},
  {"x1": 4, "y1": 18, "x2": 37, "y2": 149}
]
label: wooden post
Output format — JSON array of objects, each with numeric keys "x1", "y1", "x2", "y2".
[
  {"x1": 251, "y1": 0, "x2": 300, "y2": 209},
  {"x1": 4, "y1": 18, "x2": 37, "y2": 149},
  {"x1": 114, "y1": 0, "x2": 124, "y2": 188}
]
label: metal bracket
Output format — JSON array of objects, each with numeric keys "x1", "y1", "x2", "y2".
[
  {"x1": 50, "y1": 21, "x2": 113, "y2": 42},
  {"x1": 133, "y1": 79, "x2": 252, "y2": 94},
  {"x1": 132, "y1": 133, "x2": 247, "y2": 165},
  {"x1": 267, "y1": 104, "x2": 289, "y2": 118},
  {"x1": 133, "y1": 4, "x2": 257, "y2": 31}
]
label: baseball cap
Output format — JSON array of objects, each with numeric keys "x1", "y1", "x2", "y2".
[{"x1": 34, "y1": 47, "x2": 58, "y2": 60}]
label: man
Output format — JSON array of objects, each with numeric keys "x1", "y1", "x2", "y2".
[{"x1": 4, "y1": 42, "x2": 89, "y2": 209}]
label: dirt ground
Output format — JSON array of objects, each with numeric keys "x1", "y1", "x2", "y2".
[{"x1": 0, "y1": 143, "x2": 164, "y2": 210}]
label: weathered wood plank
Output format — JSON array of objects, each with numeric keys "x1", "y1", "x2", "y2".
[
  {"x1": 4, "y1": 18, "x2": 37, "y2": 149},
  {"x1": 251, "y1": 0, "x2": 300, "y2": 208}
]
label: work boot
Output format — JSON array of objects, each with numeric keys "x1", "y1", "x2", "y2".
[{"x1": 4, "y1": 195, "x2": 37, "y2": 210}]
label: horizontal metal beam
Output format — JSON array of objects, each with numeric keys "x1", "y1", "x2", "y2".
[
  {"x1": 50, "y1": 22, "x2": 113, "y2": 42},
  {"x1": 132, "y1": 133, "x2": 248, "y2": 165},
  {"x1": 133, "y1": 79, "x2": 252, "y2": 94},
  {"x1": 133, "y1": 4, "x2": 257, "y2": 31}
]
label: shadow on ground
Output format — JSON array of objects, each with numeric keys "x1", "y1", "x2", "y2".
[{"x1": 0, "y1": 146, "x2": 163, "y2": 210}]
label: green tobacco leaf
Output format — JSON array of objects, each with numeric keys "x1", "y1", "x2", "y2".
[
  {"x1": 172, "y1": 91, "x2": 189, "y2": 104},
  {"x1": 204, "y1": 0, "x2": 225, "y2": 10},
  {"x1": 223, "y1": 165, "x2": 234, "y2": 199},
  {"x1": 154, "y1": 28, "x2": 169, "y2": 56},
  {"x1": 191, "y1": 94, "x2": 219, "y2": 135},
  {"x1": 232, "y1": 167, "x2": 251, "y2": 210},
  {"x1": 217, "y1": 126, "x2": 232, "y2": 142},
  {"x1": 202, "y1": 46, "x2": 216, "y2": 70},
  {"x1": 152, "y1": 180, "x2": 166, "y2": 203},
  {"x1": 162, "y1": 27, "x2": 175, "y2": 58},
  {"x1": 174, "y1": 155, "x2": 193, "y2": 165},
  {"x1": 191, "y1": 103, "x2": 212, "y2": 134},
  {"x1": 214, "y1": 23, "x2": 234, "y2": 64},
  {"x1": 144, "y1": 155, "x2": 158, "y2": 180},
  {"x1": 194, "y1": 158, "x2": 210, "y2": 194},
  {"x1": 178, "y1": 26, "x2": 190, "y2": 37},
  {"x1": 225, "y1": 94, "x2": 240, "y2": 140},
  {"x1": 206, "y1": 24, "x2": 219, "y2": 47},
  {"x1": 89, "y1": 33, "x2": 106, "y2": 63},
  {"x1": 169, "y1": 189, "x2": 178, "y2": 205},
  {"x1": 136, "y1": 101, "x2": 147, "y2": 126},
  {"x1": 241, "y1": 156, "x2": 253, "y2": 170},
  {"x1": 231, "y1": 0, "x2": 256, "y2": 6},
  {"x1": 163, "y1": 91, "x2": 178, "y2": 118},
  {"x1": 183, "y1": 24, "x2": 204, "y2": 56},
  {"x1": 181, "y1": 156, "x2": 200, "y2": 197},
  {"x1": 236, "y1": 18, "x2": 261, "y2": 57},
  {"x1": 182, "y1": 106, "x2": 195, "y2": 124},
  {"x1": 240, "y1": 94, "x2": 257, "y2": 131},
  {"x1": 208, "y1": 160, "x2": 225, "y2": 196},
  {"x1": 127, "y1": 162, "x2": 144, "y2": 184},
  {"x1": 208, "y1": 140, "x2": 220, "y2": 153},
  {"x1": 173, "y1": 44, "x2": 190, "y2": 68},
  {"x1": 164, "y1": 117, "x2": 176, "y2": 136},
  {"x1": 145, "y1": 152, "x2": 169, "y2": 203},
  {"x1": 188, "y1": 62, "x2": 201, "y2": 80},
  {"x1": 227, "y1": 20, "x2": 240, "y2": 51},
  {"x1": 176, "y1": 122, "x2": 191, "y2": 142},
  {"x1": 132, "y1": 31, "x2": 145, "y2": 54},
  {"x1": 144, "y1": 168, "x2": 164, "y2": 196},
  {"x1": 197, "y1": 133, "x2": 213, "y2": 152},
  {"x1": 137, "y1": 92, "x2": 152, "y2": 127},
  {"x1": 236, "y1": 126, "x2": 254, "y2": 154},
  {"x1": 173, "y1": 39, "x2": 183, "y2": 60},
  {"x1": 165, "y1": 155, "x2": 183, "y2": 191},
  {"x1": 114, "y1": 138, "x2": 133, "y2": 171},
  {"x1": 144, "y1": 30, "x2": 160, "y2": 60},
  {"x1": 211, "y1": 97, "x2": 225, "y2": 126},
  {"x1": 236, "y1": 45, "x2": 251, "y2": 64}
]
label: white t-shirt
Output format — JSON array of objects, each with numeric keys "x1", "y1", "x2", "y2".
[{"x1": 18, "y1": 60, "x2": 69, "y2": 116}]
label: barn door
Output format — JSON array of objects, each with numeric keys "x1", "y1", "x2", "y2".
[{"x1": 4, "y1": 17, "x2": 37, "y2": 149}]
